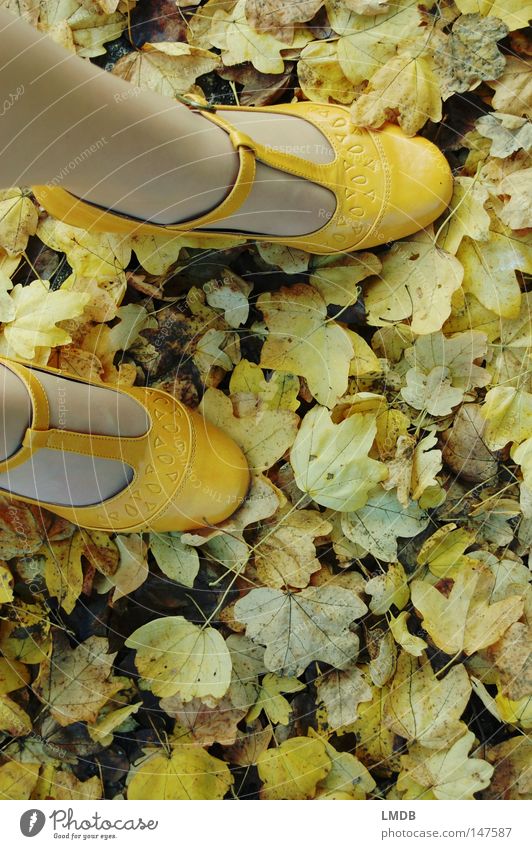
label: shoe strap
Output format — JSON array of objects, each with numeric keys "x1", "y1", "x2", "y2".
[
  {"x1": 0, "y1": 357, "x2": 146, "y2": 474},
  {"x1": 193, "y1": 102, "x2": 334, "y2": 189}
]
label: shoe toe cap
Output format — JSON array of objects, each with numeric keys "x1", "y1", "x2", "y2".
[{"x1": 366, "y1": 125, "x2": 453, "y2": 247}]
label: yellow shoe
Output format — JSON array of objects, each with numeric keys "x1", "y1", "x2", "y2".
[
  {"x1": 31, "y1": 101, "x2": 453, "y2": 255},
  {"x1": 0, "y1": 357, "x2": 250, "y2": 533}
]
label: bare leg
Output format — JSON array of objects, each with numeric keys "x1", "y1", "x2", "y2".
[{"x1": 0, "y1": 7, "x2": 335, "y2": 236}]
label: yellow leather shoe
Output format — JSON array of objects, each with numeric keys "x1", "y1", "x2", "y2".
[
  {"x1": 0, "y1": 357, "x2": 250, "y2": 533},
  {"x1": 31, "y1": 101, "x2": 453, "y2": 255}
]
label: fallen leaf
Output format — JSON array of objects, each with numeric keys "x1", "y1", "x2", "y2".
[
  {"x1": 411, "y1": 560, "x2": 524, "y2": 655},
  {"x1": 385, "y1": 653, "x2": 471, "y2": 748},
  {"x1": 254, "y1": 509, "x2": 332, "y2": 588},
  {"x1": 0, "y1": 189, "x2": 38, "y2": 256},
  {"x1": 257, "y1": 737, "x2": 331, "y2": 800},
  {"x1": 125, "y1": 616, "x2": 232, "y2": 701},
  {"x1": 235, "y1": 585, "x2": 367, "y2": 676},
  {"x1": 351, "y1": 51, "x2": 442, "y2": 136},
  {"x1": 258, "y1": 284, "x2": 354, "y2": 407},
  {"x1": 128, "y1": 746, "x2": 233, "y2": 800},
  {"x1": 200, "y1": 387, "x2": 299, "y2": 471},
  {"x1": 149, "y1": 532, "x2": 199, "y2": 588},
  {"x1": 397, "y1": 730, "x2": 494, "y2": 799},
  {"x1": 341, "y1": 486, "x2": 430, "y2": 562},
  {"x1": 290, "y1": 405, "x2": 387, "y2": 510},
  {"x1": 34, "y1": 634, "x2": 122, "y2": 726},
  {"x1": 364, "y1": 238, "x2": 464, "y2": 334},
  {"x1": 316, "y1": 666, "x2": 372, "y2": 730}
]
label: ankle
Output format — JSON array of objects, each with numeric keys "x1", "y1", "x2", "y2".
[{"x1": 66, "y1": 107, "x2": 241, "y2": 227}]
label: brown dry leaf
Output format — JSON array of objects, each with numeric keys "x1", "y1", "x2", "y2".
[
  {"x1": 245, "y1": 0, "x2": 323, "y2": 41},
  {"x1": 488, "y1": 622, "x2": 532, "y2": 701},
  {"x1": 440, "y1": 404, "x2": 498, "y2": 484},
  {"x1": 482, "y1": 736, "x2": 532, "y2": 800}
]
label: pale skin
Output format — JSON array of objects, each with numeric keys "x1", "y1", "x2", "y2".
[{"x1": 0, "y1": 7, "x2": 336, "y2": 505}]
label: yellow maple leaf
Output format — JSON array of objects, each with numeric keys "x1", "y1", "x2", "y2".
[
  {"x1": 457, "y1": 229, "x2": 532, "y2": 319},
  {"x1": 257, "y1": 737, "x2": 331, "y2": 799},
  {"x1": 290, "y1": 405, "x2": 387, "y2": 510},
  {"x1": 258, "y1": 283, "x2": 354, "y2": 408},
  {"x1": 310, "y1": 251, "x2": 381, "y2": 306},
  {"x1": 0, "y1": 761, "x2": 40, "y2": 800},
  {"x1": 397, "y1": 730, "x2": 494, "y2": 799},
  {"x1": 34, "y1": 766, "x2": 102, "y2": 801},
  {"x1": 247, "y1": 673, "x2": 305, "y2": 725},
  {"x1": 455, "y1": 0, "x2": 532, "y2": 32},
  {"x1": 365, "y1": 562, "x2": 409, "y2": 614},
  {"x1": 87, "y1": 702, "x2": 142, "y2": 747},
  {"x1": 411, "y1": 560, "x2": 524, "y2": 655},
  {"x1": 482, "y1": 386, "x2": 532, "y2": 449},
  {"x1": 364, "y1": 237, "x2": 464, "y2": 334},
  {"x1": 42, "y1": 532, "x2": 84, "y2": 615},
  {"x1": 38, "y1": 0, "x2": 126, "y2": 58},
  {"x1": 37, "y1": 216, "x2": 131, "y2": 283},
  {"x1": 210, "y1": 0, "x2": 312, "y2": 73},
  {"x1": 437, "y1": 177, "x2": 491, "y2": 255},
  {"x1": 149, "y1": 532, "x2": 199, "y2": 589},
  {"x1": 125, "y1": 615, "x2": 232, "y2": 701},
  {"x1": 229, "y1": 359, "x2": 300, "y2": 411},
  {"x1": 254, "y1": 509, "x2": 332, "y2": 588},
  {"x1": 0, "y1": 657, "x2": 29, "y2": 695},
  {"x1": 333, "y1": 0, "x2": 423, "y2": 85},
  {"x1": 385, "y1": 653, "x2": 471, "y2": 748},
  {"x1": 34, "y1": 634, "x2": 122, "y2": 726},
  {"x1": 417, "y1": 524, "x2": 477, "y2": 578},
  {"x1": 0, "y1": 279, "x2": 90, "y2": 362},
  {"x1": 389, "y1": 612, "x2": 428, "y2": 657},
  {"x1": 113, "y1": 42, "x2": 220, "y2": 96},
  {"x1": 0, "y1": 188, "x2": 38, "y2": 256},
  {"x1": 297, "y1": 40, "x2": 359, "y2": 103},
  {"x1": 351, "y1": 51, "x2": 442, "y2": 136},
  {"x1": 128, "y1": 746, "x2": 233, "y2": 800},
  {"x1": 200, "y1": 386, "x2": 299, "y2": 471},
  {"x1": 0, "y1": 695, "x2": 32, "y2": 737},
  {"x1": 0, "y1": 560, "x2": 13, "y2": 604}
]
